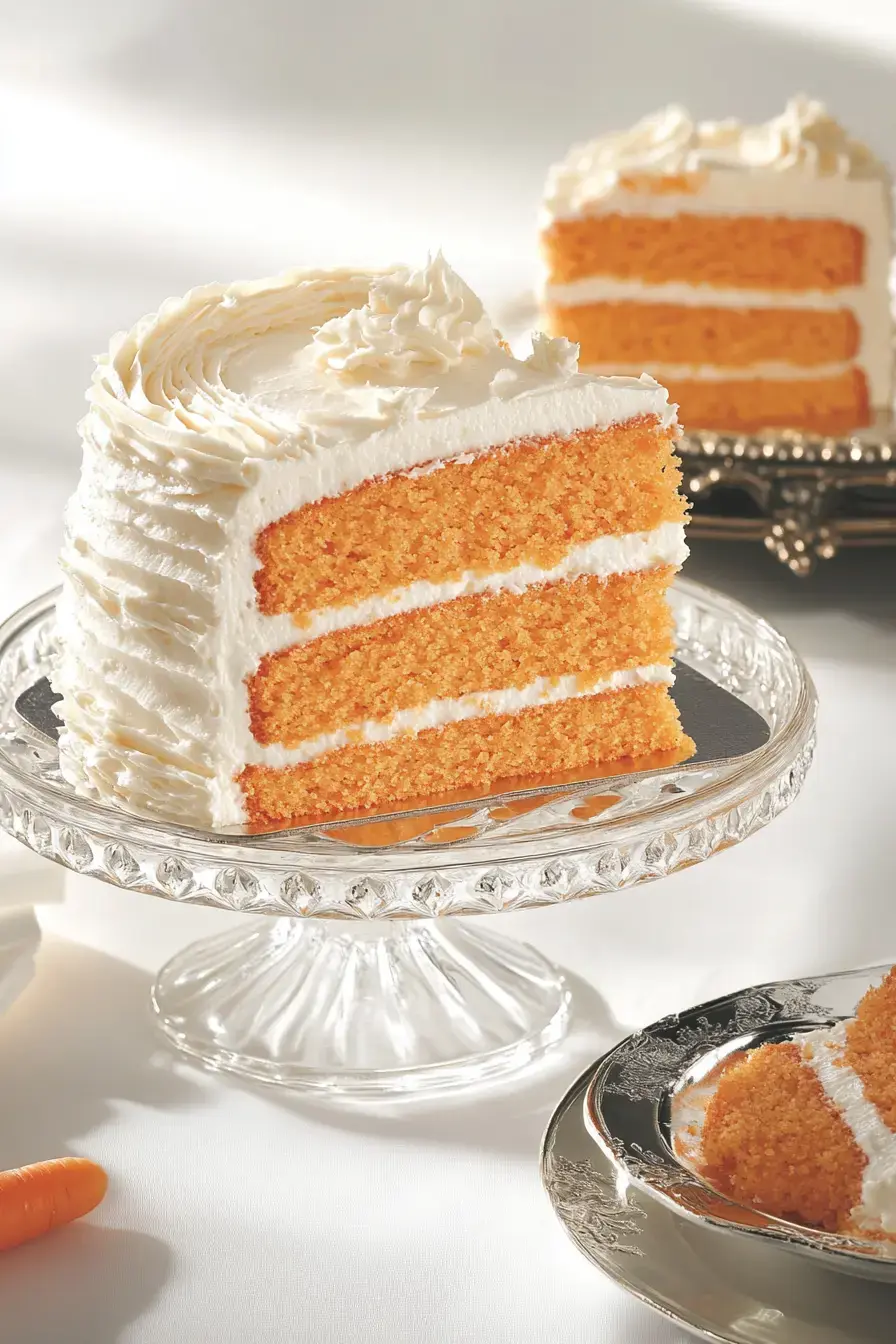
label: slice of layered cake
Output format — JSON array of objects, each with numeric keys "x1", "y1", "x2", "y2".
[
  {"x1": 55, "y1": 255, "x2": 691, "y2": 830},
  {"x1": 702, "y1": 969, "x2": 896, "y2": 1235},
  {"x1": 540, "y1": 97, "x2": 893, "y2": 434}
]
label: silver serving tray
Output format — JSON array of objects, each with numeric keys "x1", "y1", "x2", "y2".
[
  {"x1": 680, "y1": 416, "x2": 896, "y2": 573},
  {"x1": 583, "y1": 964, "x2": 896, "y2": 1281},
  {"x1": 541, "y1": 1064, "x2": 896, "y2": 1342}
]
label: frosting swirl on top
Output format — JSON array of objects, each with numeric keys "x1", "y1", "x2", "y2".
[
  {"x1": 545, "y1": 96, "x2": 886, "y2": 215},
  {"x1": 525, "y1": 331, "x2": 579, "y2": 378},
  {"x1": 738, "y1": 96, "x2": 882, "y2": 177},
  {"x1": 545, "y1": 106, "x2": 694, "y2": 211},
  {"x1": 81, "y1": 261, "x2": 593, "y2": 490},
  {"x1": 311, "y1": 253, "x2": 500, "y2": 378}
]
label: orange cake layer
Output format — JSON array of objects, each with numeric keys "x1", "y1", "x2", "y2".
[
  {"x1": 701, "y1": 1042, "x2": 865, "y2": 1232},
  {"x1": 541, "y1": 214, "x2": 864, "y2": 289},
  {"x1": 249, "y1": 566, "x2": 675, "y2": 746},
  {"x1": 844, "y1": 973, "x2": 896, "y2": 1131},
  {"x1": 255, "y1": 419, "x2": 685, "y2": 618},
  {"x1": 240, "y1": 683, "x2": 691, "y2": 828},
  {"x1": 547, "y1": 302, "x2": 860, "y2": 368},
  {"x1": 661, "y1": 367, "x2": 868, "y2": 435}
]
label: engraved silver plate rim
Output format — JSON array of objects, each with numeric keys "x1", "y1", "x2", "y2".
[
  {"x1": 540, "y1": 1064, "x2": 894, "y2": 1344},
  {"x1": 542, "y1": 1065, "x2": 735, "y2": 1344},
  {"x1": 0, "y1": 578, "x2": 816, "y2": 916},
  {"x1": 584, "y1": 964, "x2": 896, "y2": 1281}
]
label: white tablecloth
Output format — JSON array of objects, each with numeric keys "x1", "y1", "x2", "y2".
[
  {"x1": 3, "y1": 3, "x2": 896, "y2": 1339},
  {"x1": 0, "y1": 502, "x2": 892, "y2": 1344}
]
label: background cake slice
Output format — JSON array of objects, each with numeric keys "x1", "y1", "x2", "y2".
[
  {"x1": 55, "y1": 256, "x2": 691, "y2": 830},
  {"x1": 701, "y1": 968, "x2": 896, "y2": 1235},
  {"x1": 540, "y1": 98, "x2": 893, "y2": 435}
]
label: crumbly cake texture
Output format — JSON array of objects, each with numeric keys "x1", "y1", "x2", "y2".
[
  {"x1": 254, "y1": 419, "x2": 686, "y2": 616},
  {"x1": 701, "y1": 969, "x2": 896, "y2": 1235},
  {"x1": 241, "y1": 684, "x2": 684, "y2": 828},
  {"x1": 540, "y1": 98, "x2": 893, "y2": 434},
  {"x1": 249, "y1": 566, "x2": 677, "y2": 747},
  {"x1": 55, "y1": 255, "x2": 691, "y2": 830}
]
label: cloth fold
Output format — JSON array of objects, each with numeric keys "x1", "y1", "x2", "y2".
[{"x1": 0, "y1": 831, "x2": 64, "y2": 1015}]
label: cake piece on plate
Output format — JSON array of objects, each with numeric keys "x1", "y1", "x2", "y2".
[
  {"x1": 55, "y1": 255, "x2": 691, "y2": 830},
  {"x1": 702, "y1": 968, "x2": 896, "y2": 1235},
  {"x1": 540, "y1": 97, "x2": 893, "y2": 434}
]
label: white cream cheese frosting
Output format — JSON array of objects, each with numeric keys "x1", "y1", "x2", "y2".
[
  {"x1": 581, "y1": 360, "x2": 855, "y2": 383},
  {"x1": 248, "y1": 665, "x2": 675, "y2": 771},
  {"x1": 55, "y1": 256, "x2": 681, "y2": 829},
  {"x1": 542, "y1": 278, "x2": 887, "y2": 400},
  {"x1": 540, "y1": 98, "x2": 893, "y2": 409},
  {"x1": 310, "y1": 252, "x2": 500, "y2": 377},
  {"x1": 801, "y1": 1022, "x2": 896, "y2": 1235},
  {"x1": 543, "y1": 96, "x2": 890, "y2": 219}
]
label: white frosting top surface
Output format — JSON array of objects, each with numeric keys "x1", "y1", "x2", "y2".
[
  {"x1": 92, "y1": 254, "x2": 673, "y2": 490},
  {"x1": 544, "y1": 96, "x2": 890, "y2": 219}
]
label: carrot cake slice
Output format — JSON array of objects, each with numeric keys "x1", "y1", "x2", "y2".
[
  {"x1": 540, "y1": 97, "x2": 893, "y2": 434},
  {"x1": 55, "y1": 255, "x2": 691, "y2": 830},
  {"x1": 702, "y1": 968, "x2": 896, "y2": 1235}
]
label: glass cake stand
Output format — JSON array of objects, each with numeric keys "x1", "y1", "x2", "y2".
[{"x1": 0, "y1": 581, "x2": 816, "y2": 1097}]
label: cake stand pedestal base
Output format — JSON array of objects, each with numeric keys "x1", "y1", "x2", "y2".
[{"x1": 150, "y1": 917, "x2": 572, "y2": 1096}]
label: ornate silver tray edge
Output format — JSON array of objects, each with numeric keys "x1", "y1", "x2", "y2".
[
  {"x1": 540, "y1": 1062, "x2": 896, "y2": 1343},
  {"x1": 584, "y1": 963, "x2": 896, "y2": 1281},
  {"x1": 541, "y1": 1067, "x2": 724, "y2": 1341}
]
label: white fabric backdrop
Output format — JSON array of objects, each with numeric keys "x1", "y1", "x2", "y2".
[{"x1": 1, "y1": 2, "x2": 896, "y2": 1339}]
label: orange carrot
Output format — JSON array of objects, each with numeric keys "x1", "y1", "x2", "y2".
[{"x1": 0, "y1": 1157, "x2": 108, "y2": 1251}]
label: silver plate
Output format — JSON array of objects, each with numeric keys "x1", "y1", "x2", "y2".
[
  {"x1": 583, "y1": 965, "x2": 896, "y2": 1281},
  {"x1": 680, "y1": 410, "x2": 896, "y2": 468},
  {"x1": 680, "y1": 419, "x2": 896, "y2": 574},
  {"x1": 541, "y1": 1066, "x2": 896, "y2": 1343}
]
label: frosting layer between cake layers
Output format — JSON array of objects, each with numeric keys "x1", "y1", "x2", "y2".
[
  {"x1": 540, "y1": 97, "x2": 893, "y2": 420},
  {"x1": 800, "y1": 1022, "x2": 896, "y2": 1234},
  {"x1": 56, "y1": 256, "x2": 684, "y2": 828}
]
